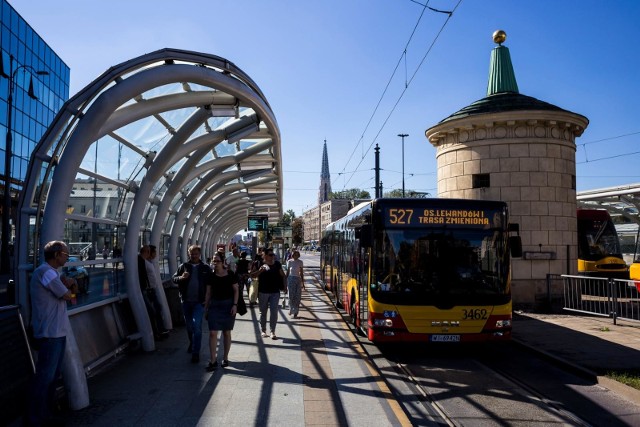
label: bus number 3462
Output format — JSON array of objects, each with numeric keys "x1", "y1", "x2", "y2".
[{"x1": 462, "y1": 309, "x2": 488, "y2": 320}]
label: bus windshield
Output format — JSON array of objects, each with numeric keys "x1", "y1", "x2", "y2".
[
  {"x1": 577, "y1": 218, "x2": 622, "y2": 261},
  {"x1": 371, "y1": 227, "x2": 509, "y2": 305}
]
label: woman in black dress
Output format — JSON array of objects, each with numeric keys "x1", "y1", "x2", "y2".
[{"x1": 204, "y1": 253, "x2": 239, "y2": 371}]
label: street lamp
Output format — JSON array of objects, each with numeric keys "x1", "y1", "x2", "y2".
[
  {"x1": 398, "y1": 133, "x2": 409, "y2": 198},
  {"x1": 0, "y1": 54, "x2": 49, "y2": 274}
]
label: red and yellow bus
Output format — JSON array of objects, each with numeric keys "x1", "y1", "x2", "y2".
[
  {"x1": 577, "y1": 208, "x2": 628, "y2": 278},
  {"x1": 321, "y1": 198, "x2": 522, "y2": 344}
]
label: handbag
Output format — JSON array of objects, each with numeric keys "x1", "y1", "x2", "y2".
[{"x1": 236, "y1": 295, "x2": 247, "y2": 316}]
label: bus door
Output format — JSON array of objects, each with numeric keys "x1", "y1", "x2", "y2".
[{"x1": 358, "y1": 245, "x2": 370, "y2": 331}]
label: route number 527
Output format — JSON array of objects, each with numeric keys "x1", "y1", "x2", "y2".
[{"x1": 388, "y1": 208, "x2": 413, "y2": 225}]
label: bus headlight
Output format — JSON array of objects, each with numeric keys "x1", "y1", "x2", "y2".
[
  {"x1": 495, "y1": 319, "x2": 511, "y2": 328},
  {"x1": 374, "y1": 318, "x2": 394, "y2": 328}
]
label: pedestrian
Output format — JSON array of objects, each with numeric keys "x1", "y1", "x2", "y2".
[
  {"x1": 172, "y1": 245, "x2": 212, "y2": 363},
  {"x1": 252, "y1": 248, "x2": 286, "y2": 339},
  {"x1": 148, "y1": 244, "x2": 171, "y2": 333},
  {"x1": 236, "y1": 251, "x2": 251, "y2": 296},
  {"x1": 204, "y1": 253, "x2": 239, "y2": 371},
  {"x1": 138, "y1": 245, "x2": 167, "y2": 340},
  {"x1": 286, "y1": 250, "x2": 305, "y2": 318},
  {"x1": 87, "y1": 245, "x2": 96, "y2": 260},
  {"x1": 225, "y1": 247, "x2": 239, "y2": 273},
  {"x1": 102, "y1": 245, "x2": 109, "y2": 259},
  {"x1": 248, "y1": 247, "x2": 264, "y2": 307},
  {"x1": 112, "y1": 245, "x2": 122, "y2": 269},
  {"x1": 28, "y1": 241, "x2": 78, "y2": 426}
]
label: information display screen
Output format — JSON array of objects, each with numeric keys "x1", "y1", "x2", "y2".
[
  {"x1": 248, "y1": 215, "x2": 269, "y2": 231},
  {"x1": 383, "y1": 207, "x2": 502, "y2": 228}
]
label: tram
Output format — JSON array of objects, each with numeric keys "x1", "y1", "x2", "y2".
[
  {"x1": 577, "y1": 208, "x2": 628, "y2": 278},
  {"x1": 320, "y1": 198, "x2": 522, "y2": 343}
]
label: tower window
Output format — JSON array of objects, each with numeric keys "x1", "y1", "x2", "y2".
[{"x1": 472, "y1": 173, "x2": 490, "y2": 188}]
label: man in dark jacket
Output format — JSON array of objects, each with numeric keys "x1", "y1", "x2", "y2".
[{"x1": 172, "y1": 245, "x2": 212, "y2": 363}]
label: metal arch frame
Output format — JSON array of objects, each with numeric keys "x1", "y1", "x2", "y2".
[
  {"x1": 201, "y1": 194, "x2": 276, "y2": 254},
  {"x1": 208, "y1": 209, "x2": 253, "y2": 248},
  {"x1": 166, "y1": 142, "x2": 276, "y2": 269},
  {"x1": 16, "y1": 49, "x2": 283, "y2": 409},
  {"x1": 183, "y1": 181, "x2": 277, "y2": 256}
]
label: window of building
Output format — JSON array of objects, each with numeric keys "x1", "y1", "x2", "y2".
[{"x1": 472, "y1": 173, "x2": 490, "y2": 189}]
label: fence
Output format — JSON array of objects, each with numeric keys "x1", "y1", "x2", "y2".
[{"x1": 562, "y1": 274, "x2": 640, "y2": 325}]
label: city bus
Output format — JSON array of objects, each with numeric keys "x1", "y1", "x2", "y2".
[
  {"x1": 577, "y1": 208, "x2": 628, "y2": 278},
  {"x1": 320, "y1": 198, "x2": 522, "y2": 343}
]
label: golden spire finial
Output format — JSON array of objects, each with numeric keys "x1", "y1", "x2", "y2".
[{"x1": 493, "y1": 30, "x2": 507, "y2": 45}]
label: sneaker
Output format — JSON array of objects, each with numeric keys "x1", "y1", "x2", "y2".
[
  {"x1": 221, "y1": 360, "x2": 229, "y2": 368},
  {"x1": 206, "y1": 361, "x2": 218, "y2": 372},
  {"x1": 293, "y1": 314, "x2": 298, "y2": 319},
  {"x1": 191, "y1": 354, "x2": 200, "y2": 363},
  {"x1": 271, "y1": 332, "x2": 277, "y2": 340},
  {"x1": 261, "y1": 331, "x2": 268, "y2": 338}
]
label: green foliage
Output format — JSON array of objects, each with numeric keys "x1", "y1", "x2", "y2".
[
  {"x1": 330, "y1": 188, "x2": 371, "y2": 200},
  {"x1": 607, "y1": 371, "x2": 640, "y2": 391},
  {"x1": 383, "y1": 189, "x2": 430, "y2": 198},
  {"x1": 291, "y1": 217, "x2": 304, "y2": 245},
  {"x1": 281, "y1": 209, "x2": 296, "y2": 226}
]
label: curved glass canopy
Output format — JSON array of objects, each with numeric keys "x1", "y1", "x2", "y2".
[{"x1": 16, "y1": 48, "x2": 282, "y2": 334}]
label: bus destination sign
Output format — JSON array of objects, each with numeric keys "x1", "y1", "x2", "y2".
[
  {"x1": 248, "y1": 215, "x2": 269, "y2": 231},
  {"x1": 384, "y1": 208, "x2": 496, "y2": 227}
]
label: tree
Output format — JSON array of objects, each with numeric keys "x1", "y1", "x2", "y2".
[
  {"x1": 281, "y1": 209, "x2": 296, "y2": 226},
  {"x1": 329, "y1": 188, "x2": 371, "y2": 200},
  {"x1": 292, "y1": 217, "x2": 304, "y2": 245},
  {"x1": 383, "y1": 189, "x2": 431, "y2": 198}
]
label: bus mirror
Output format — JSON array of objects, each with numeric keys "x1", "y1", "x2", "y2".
[
  {"x1": 509, "y1": 236, "x2": 523, "y2": 258},
  {"x1": 359, "y1": 225, "x2": 372, "y2": 248}
]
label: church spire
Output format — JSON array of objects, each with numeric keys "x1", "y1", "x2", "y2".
[
  {"x1": 318, "y1": 139, "x2": 331, "y2": 205},
  {"x1": 487, "y1": 30, "x2": 519, "y2": 96}
]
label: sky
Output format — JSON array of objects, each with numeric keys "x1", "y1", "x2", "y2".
[{"x1": 10, "y1": 0, "x2": 640, "y2": 216}]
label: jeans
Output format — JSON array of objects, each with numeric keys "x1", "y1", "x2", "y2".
[
  {"x1": 182, "y1": 301, "x2": 204, "y2": 354},
  {"x1": 287, "y1": 276, "x2": 303, "y2": 315},
  {"x1": 259, "y1": 292, "x2": 280, "y2": 333},
  {"x1": 28, "y1": 336, "x2": 66, "y2": 426}
]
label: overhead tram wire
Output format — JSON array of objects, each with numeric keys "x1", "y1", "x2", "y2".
[
  {"x1": 337, "y1": 1, "x2": 439, "y2": 187},
  {"x1": 342, "y1": 0, "x2": 462, "y2": 190},
  {"x1": 576, "y1": 130, "x2": 640, "y2": 147},
  {"x1": 577, "y1": 129, "x2": 640, "y2": 163}
]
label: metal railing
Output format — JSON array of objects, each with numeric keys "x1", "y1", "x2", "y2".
[{"x1": 563, "y1": 274, "x2": 640, "y2": 325}]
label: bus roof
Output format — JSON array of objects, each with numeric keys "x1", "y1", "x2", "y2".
[{"x1": 577, "y1": 208, "x2": 611, "y2": 220}]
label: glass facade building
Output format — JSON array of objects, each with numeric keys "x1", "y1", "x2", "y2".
[{"x1": 0, "y1": 0, "x2": 70, "y2": 239}]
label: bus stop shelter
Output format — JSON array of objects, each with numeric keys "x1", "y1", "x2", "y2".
[{"x1": 14, "y1": 48, "x2": 282, "y2": 408}]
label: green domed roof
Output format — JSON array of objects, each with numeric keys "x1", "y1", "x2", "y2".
[{"x1": 438, "y1": 92, "x2": 572, "y2": 124}]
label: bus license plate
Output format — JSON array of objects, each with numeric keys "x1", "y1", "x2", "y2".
[{"x1": 430, "y1": 334, "x2": 460, "y2": 342}]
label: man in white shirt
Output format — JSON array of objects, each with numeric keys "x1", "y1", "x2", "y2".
[
  {"x1": 29, "y1": 241, "x2": 78, "y2": 426},
  {"x1": 225, "y1": 248, "x2": 239, "y2": 273}
]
